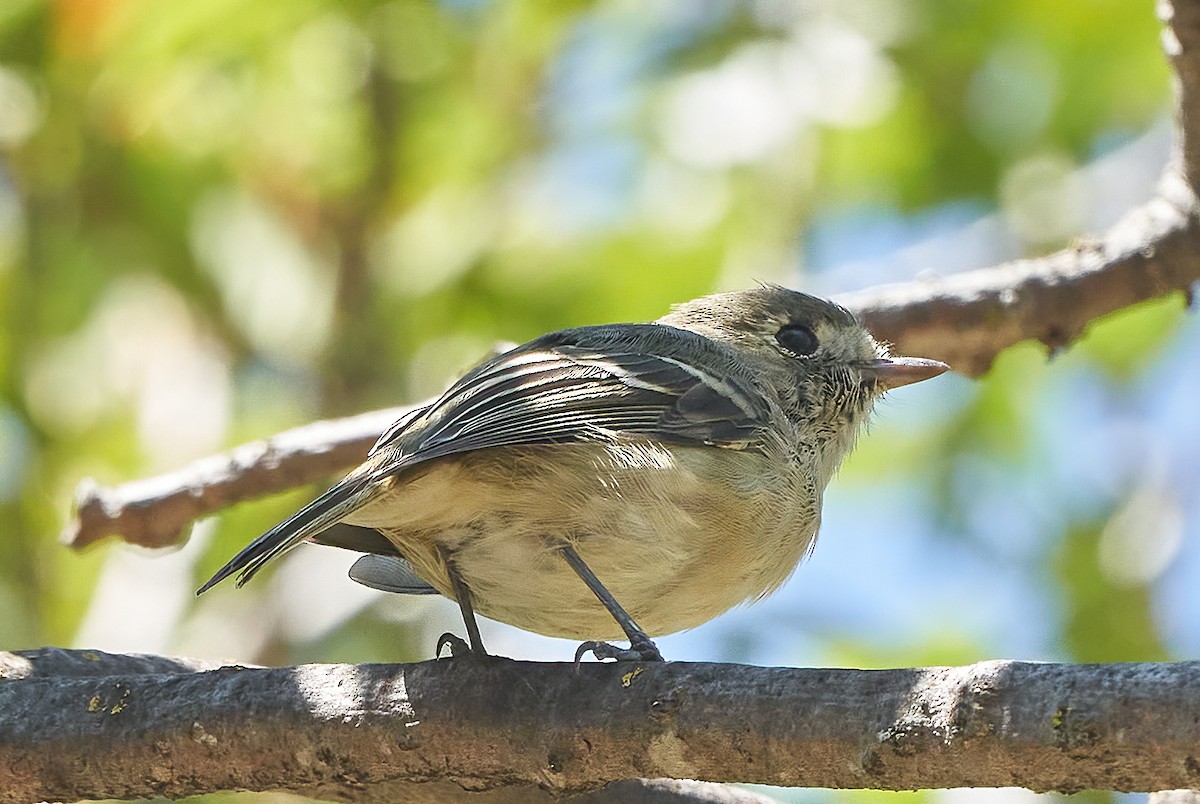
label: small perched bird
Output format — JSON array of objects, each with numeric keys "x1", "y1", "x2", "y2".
[{"x1": 198, "y1": 286, "x2": 947, "y2": 661}]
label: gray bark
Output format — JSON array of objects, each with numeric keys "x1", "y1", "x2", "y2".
[{"x1": 3, "y1": 650, "x2": 1199, "y2": 801}]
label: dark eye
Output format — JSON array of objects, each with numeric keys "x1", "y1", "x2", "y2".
[{"x1": 776, "y1": 324, "x2": 819, "y2": 356}]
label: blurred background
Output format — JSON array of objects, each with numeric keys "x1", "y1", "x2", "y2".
[{"x1": 0, "y1": 0, "x2": 1193, "y2": 802}]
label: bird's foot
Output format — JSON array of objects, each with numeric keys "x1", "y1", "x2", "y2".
[
  {"x1": 435, "y1": 632, "x2": 489, "y2": 660},
  {"x1": 574, "y1": 636, "x2": 664, "y2": 663}
]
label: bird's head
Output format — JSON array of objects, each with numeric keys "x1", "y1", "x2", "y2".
[{"x1": 660, "y1": 285, "x2": 947, "y2": 466}]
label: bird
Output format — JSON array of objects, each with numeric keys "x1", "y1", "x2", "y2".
[{"x1": 197, "y1": 285, "x2": 948, "y2": 662}]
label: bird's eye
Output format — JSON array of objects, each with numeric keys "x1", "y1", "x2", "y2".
[{"x1": 776, "y1": 324, "x2": 819, "y2": 356}]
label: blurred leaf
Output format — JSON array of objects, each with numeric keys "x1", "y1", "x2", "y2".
[
  {"x1": 0, "y1": 9, "x2": 1185, "y2": 789},
  {"x1": 1072, "y1": 293, "x2": 1185, "y2": 382},
  {"x1": 1053, "y1": 518, "x2": 1168, "y2": 663}
]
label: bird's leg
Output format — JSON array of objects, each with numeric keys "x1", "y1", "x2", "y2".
[
  {"x1": 560, "y1": 544, "x2": 664, "y2": 662},
  {"x1": 435, "y1": 546, "x2": 488, "y2": 659}
]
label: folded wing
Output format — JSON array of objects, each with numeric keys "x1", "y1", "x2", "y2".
[{"x1": 198, "y1": 323, "x2": 774, "y2": 593}]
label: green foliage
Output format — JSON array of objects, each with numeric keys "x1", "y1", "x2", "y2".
[
  {"x1": 1075, "y1": 293, "x2": 1187, "y2": 382},
  {"x1": 1054, "y1": 518, "x2": 1169, "y2": 663},
  {"x1": 0, "y1": 1, "x2": 1186, "y2": 798}
]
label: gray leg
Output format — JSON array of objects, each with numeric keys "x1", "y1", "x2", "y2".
[
  {"x1": 560, "y1": 544, "x2": 664, "y2": 662},
  {"x1": 436, "y1": 547, "x2": 488, "y2": 659}
]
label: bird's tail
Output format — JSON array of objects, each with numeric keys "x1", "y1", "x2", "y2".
[{"x1": 196, "y1": 476, "x2": 378, "y2": 595}]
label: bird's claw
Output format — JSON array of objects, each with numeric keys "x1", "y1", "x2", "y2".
[{"x1": 574, "y1": 637, "x2": 664, "y2": 664}]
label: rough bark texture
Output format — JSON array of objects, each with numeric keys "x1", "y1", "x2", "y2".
[{"x1": 2, "y1": 650, "x2": 1200, "y2": 802}]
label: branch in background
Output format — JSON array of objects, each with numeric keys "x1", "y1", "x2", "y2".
[
  {"x1": 2, "y1": 650, "x2": 1199, "y2": 802},
  {"x1": 843, "y1": 0, "x2": 1200, "y2": 373},
  {"x1": 61, "y1": 182, "x2": 1200, "y2": 552},
  {"x1": 61, "y1": 1, "x2": 1200, "y2": 553},
  {"x1": 62, "y1": 406, "x2": 413, "y2": 550},
  {"x1": 1164, "y1": 0, "x2": 1200, "y2": 189},
  {"x1": 841, "y1": 172, "x2": 1199, "y2": 376}
]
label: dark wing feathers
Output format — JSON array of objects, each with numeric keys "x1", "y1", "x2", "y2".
[
  {"x1": 658, "y1": 381, "x2": 764, "y2": 445},
  {"x1": 196, "y1": 475, "x2": 377, "y2": 593},
  {"x1": 199, "y1": 323, "x2": 771, "y2": 594},
  {"x1": 368, "y1": 324, "x2": 771, "y2": 474},
  {"x1": 370, "y1": 404, "x2": 433, "y2": 456},
  {"x1": 310, "y1": 522, "x2": 399, "y2": 555}
]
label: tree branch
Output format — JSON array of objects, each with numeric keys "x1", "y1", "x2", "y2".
[
  {"x1": 840, "y1": 172, "x2": 1199, "y2": 376},
  {"x1": 34, "y1": 4, "x2": 1200, "y2": 804},
  {"x1": 1164, "y1": 0, "x2": 1200, "y2": 188},
  {"x1": 840, "y1": 0, "x2": 1200, "y2": 374},
  {"x1": 62, "y1": 178, "x2": 1200, "y2": 552},
  {"x1": 61, "y1": 0, "x2": 1200, "y2": 552},
  {"x1": 62, "y1": 406, "x2": 413, "y2": 550},
  {"x1": 2, "y1": 649, "x2": 1199, "y2": 802}
]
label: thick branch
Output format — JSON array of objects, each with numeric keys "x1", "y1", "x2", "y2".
[{"x1": 2, "y1": 650, "x2": 1199, "y2": 802}]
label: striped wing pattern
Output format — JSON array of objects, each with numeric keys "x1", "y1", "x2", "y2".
[
  {"x1": 368, "y1": 326, "x2": 771, "y2": 476},
  {"x1": 199, "y1": 323, "x2": 772, "y2": 593}
]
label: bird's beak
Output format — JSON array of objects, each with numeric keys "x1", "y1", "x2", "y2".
[{"x1": 864, "y1": 357, "x2": 949, "y2": 390}]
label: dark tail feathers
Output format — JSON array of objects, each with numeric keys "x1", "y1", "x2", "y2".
[{"x1": 196, "y1": 478, "x2": 377, "y2": 595}]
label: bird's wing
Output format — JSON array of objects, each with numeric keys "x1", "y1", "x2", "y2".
[
  {"x1": 197, "y1": 324, "x2": 773, "y2": 595},
  {"x1": 367, "y1": 324, "x2": 773, "y2": 474}
]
